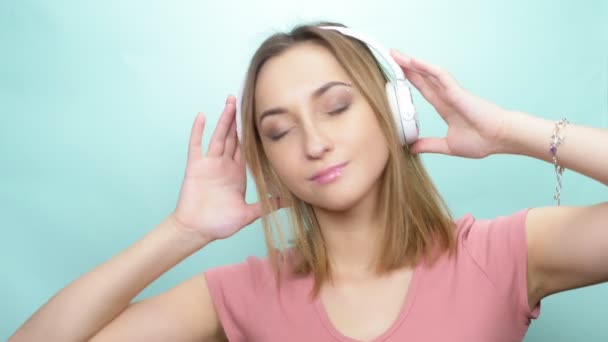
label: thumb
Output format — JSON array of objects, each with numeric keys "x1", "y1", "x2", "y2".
[
  {"x1": 242, "y1": 197, "x2": 290, "y2": 225},
  {"x1": 410, "y1": 137, "x2": 451, "y2": 155}
]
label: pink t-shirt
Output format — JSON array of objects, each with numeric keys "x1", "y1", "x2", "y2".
[{"x1": 205, "y1": 208, "x2": 541, "y2": 341}]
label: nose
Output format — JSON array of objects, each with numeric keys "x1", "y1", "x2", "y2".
[{"x1": 302, "y1": 121, "x2": 333, "y2": 160}]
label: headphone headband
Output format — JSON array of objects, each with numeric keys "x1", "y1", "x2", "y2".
[
  {"x1": 318, "y1": 26, "x2": 406, "y2": 81},
  {"x1": 235, "y1": 25, "x2": 417, "y2": 145}
]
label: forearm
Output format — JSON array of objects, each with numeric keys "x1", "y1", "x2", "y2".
[
  {"x1": 10, "y1": 214, "x2": 212, "y2": 342},
  {"x1": 499, "y1": 111, "x2": 608, "y2": 187}
]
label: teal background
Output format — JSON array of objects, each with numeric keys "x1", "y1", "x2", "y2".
[{"x1": 1, "y1": 0, "x2": 607, "y2": 340}]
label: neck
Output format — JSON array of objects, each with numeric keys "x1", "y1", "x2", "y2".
[{"x1": 313, "y1": 184, "x2": 384, "y2": 279}]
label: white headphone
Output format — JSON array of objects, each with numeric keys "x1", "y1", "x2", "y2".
[{"x1": 235, "y1": 25, "x2": 420, "y2": 146}]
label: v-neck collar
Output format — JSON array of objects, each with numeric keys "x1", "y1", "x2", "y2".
[{"x1": 313, "y1": 263, "x2": 423, "y2": 342}]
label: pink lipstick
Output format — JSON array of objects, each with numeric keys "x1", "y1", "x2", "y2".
[{"x1": 310, "y1": 162, "x2": 348, "y2": 185}]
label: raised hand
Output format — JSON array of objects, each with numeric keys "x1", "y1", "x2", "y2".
[
  {"x1": 391, "y1": 50, "x2": 511, "y2": 158},
  {"x1": 171, "y1": 95, "x2": 281, "y2": 241}
]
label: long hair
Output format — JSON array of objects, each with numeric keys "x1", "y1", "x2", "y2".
[{"x1": 239, "y1": 21, "x2": 457, "y2": 297}]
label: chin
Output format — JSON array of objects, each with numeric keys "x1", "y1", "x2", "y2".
[
  {"x1": 300, "y1": 183, "x2": 371, "y2": 213},
  {"x1": 312, "y1": 199, "x2": 356, "y2": 213}
]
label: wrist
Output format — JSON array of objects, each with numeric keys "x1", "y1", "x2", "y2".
[
  {"x1": 496, "y1": 110, "x2": 532, "y2": 155},
  {"x1": 165, "y1": 213, "x2": 215, "y2": 248},
  {"x1": 497, "y1": 110, "x2": 557, "y2": 161}
]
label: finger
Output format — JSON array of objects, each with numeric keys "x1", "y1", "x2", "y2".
[
  {"x1": 409, "y1": 57, "x2": 441, "y2": 78},
  {"x1": 207, "y1": 95, "x2": 237, "y2": 158},
  {"x1": 390, "y1": 49, "x2": 414, "y2": 69},
  {"x1": 391, "y1": 49, "x2": 443, "y2": 89},
  {"x1": 403, "y1": 68, "x2": 438, "y2": 104},
  {"x1": 243, "y1": 197, "x2": 291, "y2": 224},
  {"x1": 224, "y1": 112, "x2": 238, "y2": 158},
  {"x1": 409, "y1": 57, "x2": 456, "y2": 89},
  {"x1": 415, "y1": 69, "x2": 443, "y2": 89},
  {"x1": 242, "y1": 202, "x2": 267, "y2": 226},
  {"x1": 391, "y1": 49, "x2": 431, "y2": 77},
  {"x1": 409, "y1": 137, "x2": 451, "y2": 155},
  {"x1": 233, "y1": 143, "x2": 244, "y2": 166},
  {"x1": 187, "y1": 112, "x2": 205, "y2": 162},
  {"x1": 233, "y1": 144, "x2": 241, "y2": 163},
  {"x1": 391, "y1": 49, "x2": 445, "y2": 85}
]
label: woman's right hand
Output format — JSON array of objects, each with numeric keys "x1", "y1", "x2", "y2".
[{"x1": 170, "y1": 95, "x2": 278, "y2": 241}]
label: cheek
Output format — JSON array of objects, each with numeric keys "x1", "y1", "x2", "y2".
[
  {"x1": 351, "y1": 110, "x2": 391, "y2": 170},
  {"x1": 347, "y1": 106, "x2": 388, "y2": 149},
  {"x1": 265, "y1": 147, "x2": 301, "y2": 185}
]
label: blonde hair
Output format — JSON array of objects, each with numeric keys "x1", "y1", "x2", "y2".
[{"x1": 239, "y1": 21, "x2": 457, "y2": 297}]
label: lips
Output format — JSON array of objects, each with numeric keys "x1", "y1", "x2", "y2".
[{"x1": 309, "y1": 162, "x2": 348, "y2": 182}]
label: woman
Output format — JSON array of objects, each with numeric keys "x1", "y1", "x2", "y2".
[{"x1": 10, "y1": 22, "x2": 608, "y2": 342}]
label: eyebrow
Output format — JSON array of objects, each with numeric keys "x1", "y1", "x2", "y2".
[{"x1": 257, "y1": 81, "x2": 352, "y2": 125}]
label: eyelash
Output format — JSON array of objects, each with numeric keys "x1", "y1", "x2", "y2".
[
  {"x1": 327, "y1": 104, "x2": 350, "y2": 115},
  {"x1": 269, "y1": 104, "x2": 351, "y2": 141},
  {"x1": 270, "y1": 132, "x2": 287, "y2": 141}
]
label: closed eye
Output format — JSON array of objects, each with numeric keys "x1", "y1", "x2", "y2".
[
  {"x1": 268, "y1": 104, "x2": 350, "y2": 141},
  {"x1": 270, "y1": 131, "x2": 288, "y2": 141},
  {"x1": 327, "y1": 104, "x2": 350, "y2": 115}
]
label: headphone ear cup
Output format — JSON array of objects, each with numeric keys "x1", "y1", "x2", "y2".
[
  {"x1": 385, "y1": 82, "x2": 407, "y2": 146},
  {"x1": 235, "y1": 79, "x2": 246, "y2": 143},
  {"x1": 386, "y1": 81, "x2": 420, "y2": 146}
]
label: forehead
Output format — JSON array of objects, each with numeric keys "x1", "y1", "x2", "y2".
[{"x1": 254, "y1": 41, "x2": 352, "y2": 115}]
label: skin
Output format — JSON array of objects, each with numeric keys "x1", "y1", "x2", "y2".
[
  {"x1": 10, "y1": 35, "x2": 608, "y2": 342},
  {"x1": 390, "y1": 49, "x2": 608, "y2": 315},
  {"x1": 254, "y1": 41, "x2": 393, "y2": 276},
  {"x1": 254, "y1": 41, "x2": 413, "y2": 339}
]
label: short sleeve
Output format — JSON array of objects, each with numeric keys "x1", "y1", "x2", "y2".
[
  {"x1": 460, "y1": 207, "x2": 541, "y2": 321},
  {"x1": 204, "y1": 257, "x2": 261, "y2": 341}
]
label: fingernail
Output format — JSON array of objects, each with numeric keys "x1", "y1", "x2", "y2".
[{"x1": 392, "y1": 49, "x2": 409, "y2": 61}]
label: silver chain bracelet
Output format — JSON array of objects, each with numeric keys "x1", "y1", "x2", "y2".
[{"x1": 549, "y1": 118, "x2": 569, "y2": 206}]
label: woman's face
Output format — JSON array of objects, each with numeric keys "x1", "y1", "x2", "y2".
[{"x1": 254, "y1": 41, "x2": 390, "y2": 211}]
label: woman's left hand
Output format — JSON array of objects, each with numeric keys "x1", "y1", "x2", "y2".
[{"x1": 390, "y1": 49, "x2": 511, "y2": 158}]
